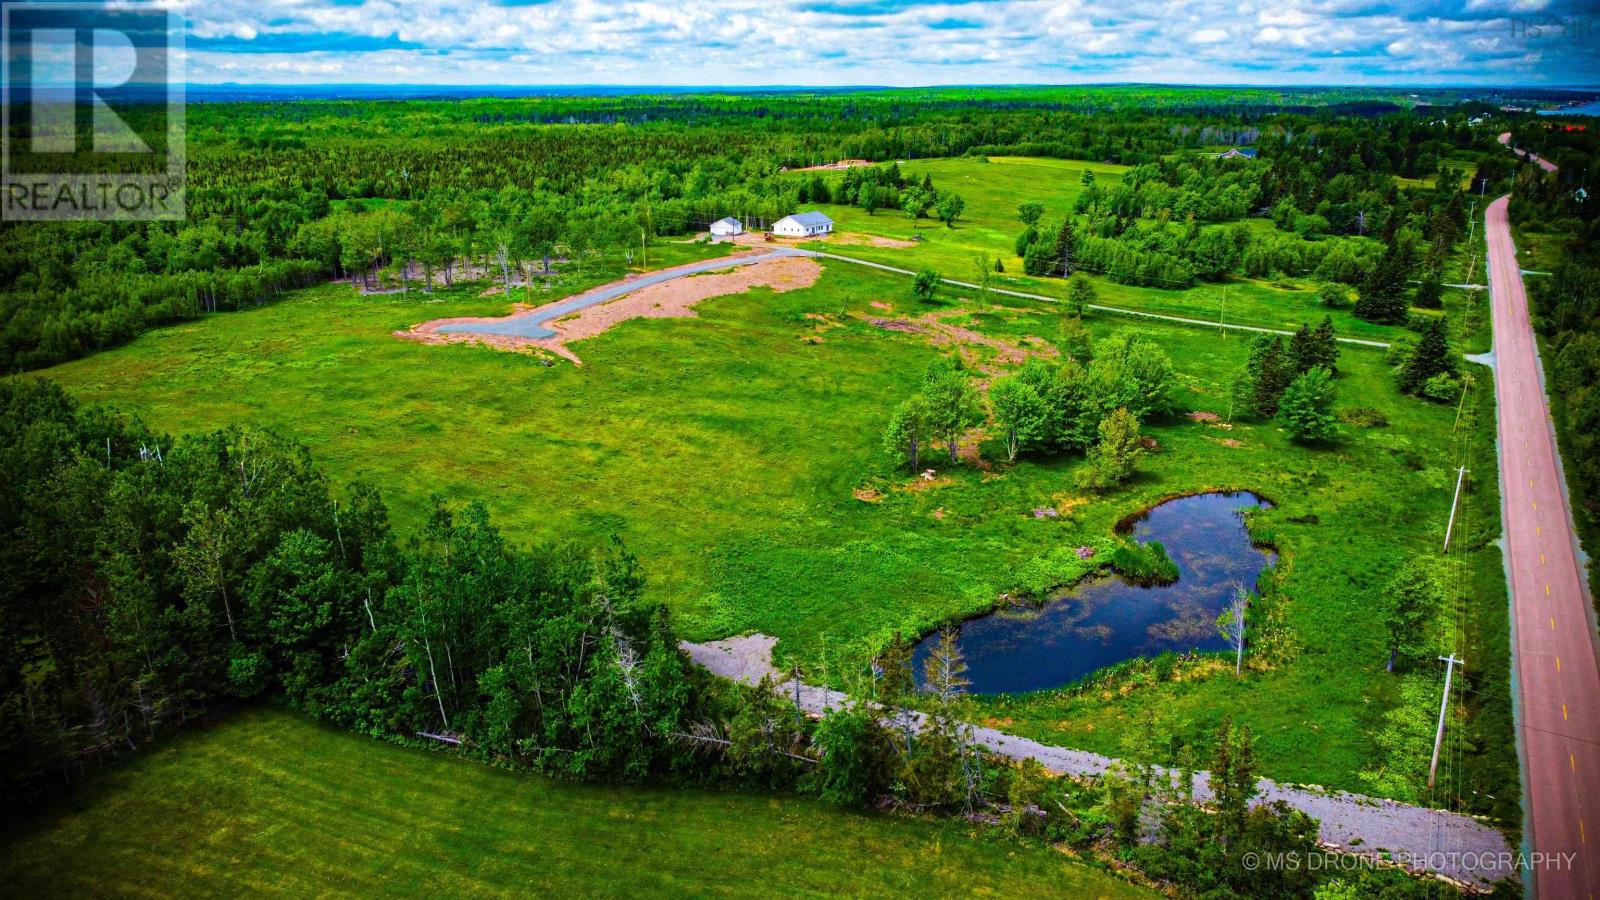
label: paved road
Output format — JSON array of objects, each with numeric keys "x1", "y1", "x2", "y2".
[
  {"x1": 684, "y1": 635, "x2": 1513, "y2": 889},
  {"x1": 1486, "y1": 193, "x2": 1600, "y2": 898},
  {"x1": 1500, "y1": 132, "x2": 1561, "y2": 174}
]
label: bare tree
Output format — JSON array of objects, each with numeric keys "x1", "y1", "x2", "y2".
[{"x1": 1217, "y1": 585, "x2": 1250, "y2": 677}]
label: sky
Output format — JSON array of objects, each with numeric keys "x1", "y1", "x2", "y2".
[{"x1": 164, "y1": 0, "x2": 1600, "y2": 87}]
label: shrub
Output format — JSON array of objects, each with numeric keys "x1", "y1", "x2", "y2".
[
  {"x1": 1338, "y1": 406, "x2": 1389, "y2": 428},
  {"x1": 1277, "y1": 366, "x2": 1338, "y2": 443},
  {"x1": 1110, "y1": 540, "x2": 1179, "y2": 585},
  {"x1": 1421, "y1": 373, "x2": 1462, "y2": 404}
]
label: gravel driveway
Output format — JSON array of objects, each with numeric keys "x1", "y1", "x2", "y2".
[{"x1": 683, "y1": 634, "x2": 1515, "y2": 889}]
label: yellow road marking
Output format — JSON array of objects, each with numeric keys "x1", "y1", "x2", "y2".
[
  {"x1": 1547, "y1": 584, "x2": 1552, "y2": 596},
  {"x1": 1551, "y1": 616, "x2": 1557, "y2": 630},
  {"x1": 1557, "y1": 656, "x2": 1562, "y2": 672},
  {"x1": 1572, "y1": 753, "x2": 1578, "y2": 772},
  {"x1": 1534, "y1": 500, "x2": 1539, "y2": 511},
  {"x1": 1539, "y1": 526, "x2": 1544, "y2": 535},
  {"x1": 1563, "y1": 704, "x2": 1569, "y2": 721},
  {"x1": 1583, "y1": 820, "x2": 1587, "y2": 844}
]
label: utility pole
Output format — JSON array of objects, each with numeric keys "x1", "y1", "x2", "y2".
[
  {"x1": 1428, "y1": 654, "x2": 1463, "y2": 791},
  {"x1": 1452, "y1": 377, "x2": 1472, "y2": 432},
  {"x1": 1442, "y1": 466, "x2": 1468, "y2": 553},
  {"x1": 1464, "y1": 201, "x2": 1479, "y2": 285}
]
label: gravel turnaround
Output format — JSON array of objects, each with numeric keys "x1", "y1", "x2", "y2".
[
  {"x1": 436, "y1": 248, "x2": 810, "y2": 339},
  {"x1": 683, "y1": 635, "x2": 1515, "y2": 889}
]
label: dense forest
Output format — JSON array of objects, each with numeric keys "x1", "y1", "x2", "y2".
[
  {"x1": 2, "y1": 89, "x2": 1502, "y2": 372},
  {"x1": 1511, "y1": 120, "x2": 1600, "y2": 597}
]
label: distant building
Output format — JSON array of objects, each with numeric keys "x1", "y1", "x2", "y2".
[
  {"x1": 772, "y1": 211, "x2": 834, "y2": 238},
  {"x1": 1575, "y1": 187, "x2": 1589, "y2": 203},
  {"x1": 1217, "y1": 148, "x2": 1258, "y2": 160},
  {"x1": 709, "y1": 217, "x2": 743, "y2": 237}
]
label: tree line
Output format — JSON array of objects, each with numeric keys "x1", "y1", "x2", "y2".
[{"x1": 1, "y1": 92, "x2": 1502, "y2": 374}]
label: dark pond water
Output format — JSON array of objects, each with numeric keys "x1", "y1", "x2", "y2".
[{"x1": 913, "y1": 491, "x2": 1275, "y2": 695}]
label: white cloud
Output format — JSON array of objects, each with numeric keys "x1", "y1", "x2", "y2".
[{"x1": 168, "y1": 0, "x2": 1600, "y2": 85}]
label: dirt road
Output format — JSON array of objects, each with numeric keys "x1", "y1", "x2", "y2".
[
  {"x1": 409, "y1": 243, "x2": 1392, "y2": 352},
  {"x1": 1485, "y1": 193, "x2": 1600, "y2": 897}
]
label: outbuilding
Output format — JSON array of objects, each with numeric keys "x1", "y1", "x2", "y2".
[
  {"x1": 710, "y1": 217, "x2": 744, "y2": 237},
  {"x1": 772, "y1": 211, "x2": 834, "y2": 238},
  {"x1": 1217, "y1": 148, "x2": 1258, "y2": 160}
]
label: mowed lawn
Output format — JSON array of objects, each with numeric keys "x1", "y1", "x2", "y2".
[
  {"x1": 40, "y1": 259, "x2": 1512, "y2": 805},
  {"x1": 792, "y1": 156, "x2": 1412, "y2": 344},
  {"x1": 0, "y1": 708, "x2": 1149, "y2": 898}
]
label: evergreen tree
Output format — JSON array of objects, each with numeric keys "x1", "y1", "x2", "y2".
[
  {"x1": 1287, "y1": 323, "x2": 1315, "y2": 374},
  {"x1": 1053, "y1": 217, "x2": 1076, "y2": 276},
  {"x1": 1399, "y1": 316, "x2": 1455, "y2": 395},
  {"x1": 1247, "y1": 336, "x2": 1292, "y2": 417},
  {"x1": 1413, "y1": 270, "x2": 1443, "y2": 309},
  {"x1": 1355, "y1": 238, "x2": 1413, "y2": 325},
  {"x1": 1309, "y1": 316, "x2": 1340, "y2": 374}
]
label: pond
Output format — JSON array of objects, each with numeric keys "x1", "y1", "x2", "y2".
[{"x1": 913, "y1": 491, "x2": 1275, "y2": 695}]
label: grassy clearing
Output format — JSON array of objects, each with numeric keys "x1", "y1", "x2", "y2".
[
  {"x1": 790, "y1": 156, "x2": 1411, "y2": 344},
  {"x1": 0, "y1": 708, "x2": 1148, "y2": 898},
  {"x1": 42, "y1": 254, "x2": 1513, "y2": 812}
]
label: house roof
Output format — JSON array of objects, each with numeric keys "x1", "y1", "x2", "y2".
[
  {"x1": 1219, "y1": 148, "x2": 1258, "y2": 159},
  {"x1": 711, "y1": 217, "x2": 741, "y2": 227},
  {"x1": 782, "y1": 211, "x2": 833, "y2": 227}
]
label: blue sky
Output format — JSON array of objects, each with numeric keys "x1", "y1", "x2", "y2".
[{"x1": 172, "y1": 0, "x2": 1599, "y2": 86}]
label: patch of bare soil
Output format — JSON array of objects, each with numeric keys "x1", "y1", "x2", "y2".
[
  {"x1": 822, "y1": 232, "x2": 919, "y2": 249},
  {"x1": 861, "y1": 306, "x2": 1057, "y2": 379},
  {"x1": 853, "y1": 486, "x2": 885, "y2": 503},
  {"x1": 786, "y1": 158, "x2": 874, "y2": 172},
  {"x1": 866, "y1": 317, "x2": 927, "y2": 334},
  {"x1": 401, "y1": 255, "x2": 822, "y2": 364},
  {"x1": 1187, "y1": 411, "x2": 1220, "y2": 423},
  {"x1": 955, "y1": 426, "x2": 991, "y2": 469}
]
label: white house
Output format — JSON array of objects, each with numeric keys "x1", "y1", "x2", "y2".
[
  {"x1": 1216, "y1": 148, "x2": 1258, "y2": 160},
  {"x1": 772, "y1": 211, "x2": 834, "y2": 238},
  {"x1": 709, "y1": 217, "x2": 743, "y2": 237}
]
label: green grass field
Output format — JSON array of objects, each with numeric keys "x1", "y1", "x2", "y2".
[
  {"x1": 0, "y1": 708, "x2": 1148, "y2": 898},
  {"x1": 789, "y1": 156, "x2": 1411, "y2": 344},
  {"x1": 41, "y1": 241, "x2": 1514, "y2": 814}
]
